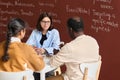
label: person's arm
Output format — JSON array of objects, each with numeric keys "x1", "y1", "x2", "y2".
[
  {"x1": 26, "y1": 45, "x2": 45, "y2": 71},
  {"x1": 49, "y1": 44, "x2": 70, "y2": 67},
  {"x1": 26, "y1": 30, "x2": 37, "y2": 46},
  {"x1": 44, "y1": 29, "x2": 60, "y2": 55}
]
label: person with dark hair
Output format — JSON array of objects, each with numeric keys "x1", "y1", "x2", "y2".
[
  {"x1": 26, "y1": 12, "x2": 60, "y2": 55},
  {"x1": 46, "y1": 16, "x2": 101, "y2": 80},
  {"x1": 26, "y1": 12, "x2": 61, "y2": 80},
  {"x1": 0, "y1": 18, "x2": 45, "y2": 72}
]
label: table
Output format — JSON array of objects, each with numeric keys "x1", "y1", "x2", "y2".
[{"x1": 37, "y1": 56, "x2": 57, "y2": 80}]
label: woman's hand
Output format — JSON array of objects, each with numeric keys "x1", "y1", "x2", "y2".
[
  {"x1": 40, "y1": 48, "x2": 46, "y2": 54},
  {"x1": 33, "y1": 47, "x2": 45, "y2": 55}
]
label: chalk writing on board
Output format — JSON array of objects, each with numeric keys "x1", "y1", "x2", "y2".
[
  {"x1": 0, "y1": 0, "x2": 35, "y2": 34},
  {"x1": 0, "y1": 16, "x2": 7, "y2": 21},
  {"x1": 92, "y1": 18, "x2": 118, "y2": 28},
  {"x1": 91, "y1": 25, "x2": 110, "y2": 32},
  {"x1": 20, "y1": 9, "x2": 33, "y2": 16},
  {"x1": 0, "y1": 16, "x2": 8, "y2": 27},
  {"x1": 0, "y1": 1, "x2": 14, "y2": 8},
  {"x1": 100, "y1": 4, "x2": 113, "y2": 10},
  {"x1": 92, "y1": 9, "x2": 115, "y2": 20},
  {"x1": 39, "y1": 2, "x2": 54, "y2": 8},
  {"x1": 93, "y1": 0, "x2": 113, "y2": 10},
  {"x1": 0, "y1": 22, "x2": 6, "y2": 27},
  {"x1": 91, "y1": 0, "x2": 119, "y2": 32},
  {"x1": 0, "y1": 8, "x2": 20, "y2": 15},
  {"x1": 66, "y1": 5, "x2": 90, "y2": 16},
  {"x1": 0, "y1": 1, "x2": 35, "y2": 8},
  {"x1": 14, "y1": 1, "x2": 35, "y2": 7},
  {"x1": 93, "y1": 0, "x2": 112, "y2": 4},
  {"x1": 92, "y1": 19, "x2": 118, "y2": 32},
  {"x1": 53, "y1": 19, "x2": 61, "y2": 24},
  {"x1": 49, "y1": 12, "x2": 58, "y2": 18},
  {"x1": 49, "y1": 12, "x2": 61, "y2": 24}
]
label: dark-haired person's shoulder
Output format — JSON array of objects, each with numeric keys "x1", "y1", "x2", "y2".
[
  {"x1": 51, "y1": 28, "x2": 59, "y2": 33},
  {"x1": 20, "y1": 42, "x2": 34, "y2": 49},
  {"x1": 32, "y1": 29, "x2": 38, "y2": 32},
  {"x1": 12, "y1": 42, "x2": 34, "y2": 52},
  {"x1": 86, "y1": 35, "x2": 97, "y2": 41},
  {"x1": 19, "y1": 42, "x2": 37, "y2": 53}
]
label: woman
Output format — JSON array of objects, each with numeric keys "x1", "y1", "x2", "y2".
[
  {"x1": 26, "y1": 12, "x2": 60, "y2": 55},
  {"x1": 0, "y1": 18, "x2": 45, "y2": 72}
]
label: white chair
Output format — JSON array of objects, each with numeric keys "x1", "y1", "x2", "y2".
[
  {"x1": 80, "y1": 61, "x2": 102, "y2": 80},
  {"x1": 0, "y1": 70, "x2": 34, "y2": 80},
  {"x1": 53, "y1": 67, "x2": 62, "y2": 76}
]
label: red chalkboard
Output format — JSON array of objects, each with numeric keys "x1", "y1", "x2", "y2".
[{"x1": 0, "y1": 0, "x2": 120, "y2": 80}]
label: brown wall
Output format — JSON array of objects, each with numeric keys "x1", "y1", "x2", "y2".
[{"x1": 0, "y1": 0, "x2": 120, "y2": 80}]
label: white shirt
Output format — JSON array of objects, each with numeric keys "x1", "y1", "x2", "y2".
[
  {"x1": 11, "y1": 37, "x2": 21, "y2": 43},
  {"x1": 50, "y1": 35, "x2": 101, "y2": 80}
]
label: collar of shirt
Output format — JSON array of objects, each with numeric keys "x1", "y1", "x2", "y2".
[
  {"x1": 11, "y1": 37, "x2": 21, "y2": 43},
  {"x1": 77, "y1": 34, "x2": 86, "y2": 39},
  {"x1": 39, "y1": 30, "x2": 51, "y2": 36}
]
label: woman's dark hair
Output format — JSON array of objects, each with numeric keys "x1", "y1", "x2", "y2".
[
  {"x1": 36, "y1": 12, "x2": 53, "y2": 31},
  {"x1": 2, "y1": 18, "x2": 26, "y2": 62},
  {"x1": 67, "y1": 16, "x2": 84, "y2": 32}
]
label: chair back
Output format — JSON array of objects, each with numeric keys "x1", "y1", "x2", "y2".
[
  {"x1": 0, "y1": 70, "x2": 34, "y2": 80},
  {"x1": 80, "y1": 61, "x2": 101, "y2": 80},
  {"x1": 53, "y1": 67, "x2": 61, "y2": 76}
]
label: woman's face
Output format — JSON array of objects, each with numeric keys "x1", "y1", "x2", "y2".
[
  {"x1": 40, "y1": 17, "x2": 51, "y2": 31},
  {"x1": 20, "y1": 28, "x2": 26, "y2": 39}
]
